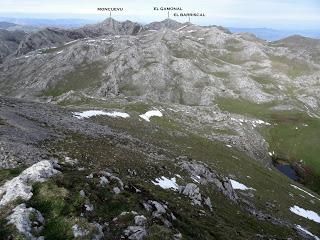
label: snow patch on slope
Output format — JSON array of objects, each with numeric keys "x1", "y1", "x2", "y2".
[
  {"x1": 152, "y1": 177, "x2": 178, "y2": 191},
  {"x1": 290, "y1": 206, "x2": 320, "y2": 223},
  {"x1": 176, "y1": 25, "x2": 188, "y2": 31},
  {"x1": 231, "y1": 117, "x2": 271, "y2": 127},
  {"x1": 230, "y1": 179, "x2": 255, "y2": 191},
  {"x1": 139, "y1": 110, "x2": 163, "y2": 122},
  {"x1": 296, "y1": 225, "x2": 320, "y2": 240},
  {"x1": 291, "y1": 184, "x2": 320, "y2": 201},
  {"x1": 74, "y1": 110, "x2": 130, "y2": 119}
]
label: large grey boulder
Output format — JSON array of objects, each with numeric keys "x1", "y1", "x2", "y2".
[
  {"x1": 7, "y1": 203, "x2": 44, "y2": 240},
  {"x1": 0, "y1": 160, "x2": 59, "y2": 208},
  {"x1": 134, "y1": 215, "x2": 147, "y2": 226},
  {"x1": 179, "y1": 183, "x2": 202, "y2": 206},
  {"x1": 143, "y1": 200, "x2": 167, "y2": 218},
  {"x1": 180, "y1": 161, "x2": 238, "y2": 202},
  {"x1": 124, "y1": 226, "x2": 147, "y2": 240}
]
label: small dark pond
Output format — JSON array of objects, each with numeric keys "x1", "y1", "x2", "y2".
[{"x1": 274, "y1": 163, "x2": 300, "y2": 181}]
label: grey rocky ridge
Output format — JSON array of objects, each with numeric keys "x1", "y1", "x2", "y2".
[
  {"x1": 0, "y1": 29, "x2": 26, "y2": 63},
  {"x1": 0, "y1": 17, "x2": 320, "y2": 239}
]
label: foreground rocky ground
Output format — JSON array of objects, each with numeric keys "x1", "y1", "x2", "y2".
[{"x1": 0, "y1": 96, "x2": 319, "y2": 239}]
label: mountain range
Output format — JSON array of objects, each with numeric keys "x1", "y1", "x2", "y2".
[{"x1": 229, "y1": 27, "x2": 320, "y2": 41}]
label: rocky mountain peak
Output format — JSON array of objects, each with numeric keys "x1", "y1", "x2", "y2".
[
  {"x1": 145, "y1": 18, "x2": 184, "y2": 30},
  {"x1": 82, "y1": 17, "x2": 142, "y2": 36}
]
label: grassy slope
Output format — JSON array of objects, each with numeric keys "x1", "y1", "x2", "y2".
[
  {"x1": 54, "y1": 100, "x2": 320, "y2": 235},
  {"x1": 216, "y1": 97, "x2": 320, "y2": 193},
  {"x1": 1, "y1": 100, "x2": 320, "y2": 239},
  {"x1": 41, "y1": 61, "x2": 104, "y2": 97}
]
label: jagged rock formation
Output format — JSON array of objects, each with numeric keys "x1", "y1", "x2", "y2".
[
  {"x1": 81, "y1": 18, "x2": 143, "y2": 36},
  {"x1": 179, "y1": 183, "x2": 203, "y2": 205},
  {"x1": 0, "y1": 29, "x2": 26, "y2": 63},
  {"x1": 124, "y1": 226, "x2": 147, "y2": 240},
  {"x1": 144, "y1": 18, "x2": 183, "y2": 30},
  {"x1": 14, "y1": 27, "x2": 85, "y2": 56},
  {"x1": 1, "y1": 18, "x2": 319, "y2": 116},
  {"x1": 13, "y1": 18, "x2": 143, "y2": 57},
  {"x1": 180, "y1": 161, "x2": 238, "y2": 202}
]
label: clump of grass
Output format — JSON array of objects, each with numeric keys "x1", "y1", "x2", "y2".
[
  {"x1": 27, "y1": 180, "x2": 75, "y2": 239},
  {"x1": 146, "y1": 225, "x2": 173, "y2": 240},
  {"x1": 0, "y1": 167, "x2": 24, "y2": 185},
  {"x1": 42, "y1": 217, "x2": 73, "y2": 240}
]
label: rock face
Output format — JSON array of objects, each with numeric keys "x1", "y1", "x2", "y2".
[
  {"x1": 14, "y1": 27, "x2": 85, "y2": 56},
  {"x1": 123, "y1": 215, "x2": 148, "y2": 240},
  {"x1": 180, "y1": 161, "x2": 238, "y2": 202},
  {"x1": 72, "y1": 224, "x2": 89, "y2": 238},
  {"x1": 72, "y1": 223, "x2": 104, "y2": 240},
  {"x1": 1, "y1": 18, "x2": 319, "y2": 117},
  {"x1": 134, "y1": 215, "x2": 147, "y2": 226},
  {"x1": 179, "y1": 183, "x2": 214, "y2": 210},
  {"x1": 144, "y1": 19, "x2": 183, "y2": 30},
  {"x1": 14, "y1": 18, "x2": 143, "y2": 57},
  {"x1": 143, "y1": 200, "x2": 175, "y2": 228},
  {"x1": 81, "y1": 18, "x2": 143, "y2": 37},
  {"x1": 143, "y1": 200, "x2": 167, "y2": 218},
  {"x1": 0, "y1": 29, "x2": 26, "y2": 62},
  {"x1": 100, "y1": 170, "x2": 124, "y2": 194},
  {"x1": 0, "y1": 160, "x2": 59, "y2": 207},
  {"x1": 179, "y1": 183, "x2": 202, "y2": 206},
  {"x1": 123, "y1": 226, "x2": 147, "y2": 240},
  {"x1": 7, "y1": 203, "x2": 44, "y2": 240}
]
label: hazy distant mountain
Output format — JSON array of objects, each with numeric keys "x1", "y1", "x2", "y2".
[
  {"x1": 0, "y1": 17, "x2": 96, "y2": 28},
  {"x1": 0, "y1": 20, "x2": 40, "y2": 33},
  {"x1": 228, "y1": 27, "x2": 320, "y2": 41},
  {"x1": 0, "y1": 21, "x2": 18, "y2": 29}
]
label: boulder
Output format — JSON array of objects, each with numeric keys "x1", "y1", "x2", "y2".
[{"x1": 7, "y1": 203, "x2": 44, "y2": 240}]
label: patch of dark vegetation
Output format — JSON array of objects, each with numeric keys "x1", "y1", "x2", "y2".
[
  {"x1": 27, "y1": 179, "x2": 74, "y2": 239},
  {"x1": 0, "y1": 219, "x2": 13, "y2": 239},
  {"x1": 0, "y1": 167, "x2": 24, "y2": 185},
  {"x1": 41, "y1": 61, "x2": 104, "y2": 97}
]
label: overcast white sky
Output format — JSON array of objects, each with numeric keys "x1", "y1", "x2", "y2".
[{"x1": 0, "y1": 0, "x2": 319, "y2": 29}]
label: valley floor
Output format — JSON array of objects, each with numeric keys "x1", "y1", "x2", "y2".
[{"x1": 0, "y1": 96, "x2": 319, "y2": 240}]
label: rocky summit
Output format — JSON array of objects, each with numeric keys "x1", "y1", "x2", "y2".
[{"x1": 0, "y1": 18, "x2": 320, "y2": 240}]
